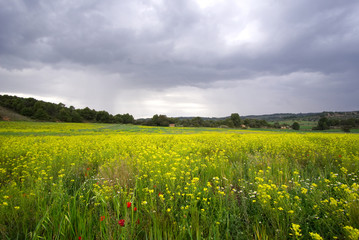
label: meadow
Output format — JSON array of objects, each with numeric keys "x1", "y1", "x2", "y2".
[{"x1": 0, "y1": 122, "x2": 359, "y2": 239}]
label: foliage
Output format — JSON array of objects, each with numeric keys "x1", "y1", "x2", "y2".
[
  {"x1": 139, "y1": 115, "x2": 271, "y2": 129},
  {"x1": 230, "y1": 113, "x2": 242, "y2": 127},
  {"x1": 292, "y1": 122, "x2": 300, "y2": 130},
  {"x1": 0, "y1": 122, "x2": 359, "y2": 239},
  {"x1": 314, "y1": 117, "x2": 330, "y2": 130},
  {"x1": 313, "y1": 116, "x2": 359, "y2": 131},
  {"x1": 150, "y1": 114, "x2": 170, "y2": 126},
  {"x1": 0, "y1": 94, "x2": 134, "y2": 124}
]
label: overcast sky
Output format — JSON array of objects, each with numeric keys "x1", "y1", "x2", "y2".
[{"x1": 1, "y1": 0, "x2": 359, "y2": 118}]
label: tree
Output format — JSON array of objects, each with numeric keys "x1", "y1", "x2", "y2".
[
  {"x1": 96, "y1": 111, "x2": 111, "y2": 123},
  {"x1": 33, "y1": 108, "x2": 50, "y2": 121},
  {"x1": 157, "y1": 115, "x2": 170, "y2": 126},
  {"x1": 151, "y1": 114, "x2": 169, "y2": 126},
  {"x1": 70, "y1": 111, "x2": 83, "y2": 122},
  {"x1": 258, "y1": 120, "x2": 269, "y2": 128},
  {"x1": 114, "y1": 114, "x2": 124, "y2": 124},
  {"x1": 33, "y1": 101, "x2": 45, "y2": 111},
  {"x1": 315, "y1": 117, "x2": 329, "y2": 130},
  {"x1": 292, "y1": 122, "x2": 300, "y2": 130},
  {"x1": 122, "y1": 113, "x2": 134, "y2": 124},
  {"x1": 80, "y1": 107, "x2": 96, "y2": 121},
  {"x1": 191, "y1": 117, "x2": 204, "y2": 127},
  {"x1": 273, "y1": 122, "x2": 281, "y2": 129},
  {"x1": 58, "y1": 108, "x2": 72, "y2": 122},
  {"x1": 223, "y1": 118, "x2": 234, "y2": 128},
  {"x1": 15, "y1": 102, "x2": 25, "y2": 112},
  {"x1": 20, "y1": 107, "x2": 34, "y2": 117},
  {"x1": 230, "y1": 113, "x2": 242, "y2": 127}
]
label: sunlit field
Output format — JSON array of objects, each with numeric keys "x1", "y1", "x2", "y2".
[{"x1": 1, "y1": 122, "x2": 359, "y2": 239}]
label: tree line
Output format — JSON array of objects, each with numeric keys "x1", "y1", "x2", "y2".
[
  {"x1": 0, "y1": 95, "x2": 291, "y2": 129},
  {"x1": 3, "y1": 94, "x2": 356, "y2": 131},
  {"x1": 313, "y1": 116, "x2": 359, "y2": 132},
  {"x1": 0, "y1": 95, "x2": 134, "y2": 124},
  {"x1": 135, "y1": 113, "x2": 299, "y2": 129},
  {"x1": 136, "y1": 114, "x2": 248, "y2": 128}
]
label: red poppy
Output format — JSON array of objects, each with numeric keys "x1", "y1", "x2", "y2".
[
  {"x1": 127, "y1": 202, "x2": 132, "y2": 208},
  {"x1": 136, "y1": 219, "x2": 140, "y2": 224},
  {"x1": 100, "y1": 216, "x2": 105, "y2": 221},
  {"x1": 134, "y1": 207, "x2": 137, "y2": 212},
  {"x1": 339, "y1": 155, "x2": 342, "y2": 158},
  {"x1": 118, "y1": 219, "x2": 125, "y2": 227},
  {"x1": 78, "y1": 237, "x2": 82, "y2": 240},
  {"x1": 87, "y1": 167, "x2": 90, "y2": 171}
]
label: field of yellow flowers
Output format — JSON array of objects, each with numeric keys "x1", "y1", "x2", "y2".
[{"x1": 1, "y1": 122, "x2": 359, "y2": 239}]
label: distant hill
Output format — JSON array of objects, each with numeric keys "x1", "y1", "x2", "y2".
[
  {"x1": 0, "y1": 106, "x2": 33, "y2": 121},
  {"x1": 174, "y1": 111, "x2": 359, "y2": 122},
  {"x1": 242, "y1": 111, "x2": 359, "y2": 122},
  {"x1": 241, "y1": 111, "x2": 359, "y2": 122}
]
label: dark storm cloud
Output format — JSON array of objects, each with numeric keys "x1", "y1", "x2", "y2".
[
  {"x1": 0, "y1": 0, "x2": 358, "y2": 117},
  {"x1": 2, "y1": 0, "x2": 359, "y2": 79}
]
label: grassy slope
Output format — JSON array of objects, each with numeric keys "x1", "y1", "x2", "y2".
[{"x1": 0, "y1": 106, "x2": 33, "y2": 121}]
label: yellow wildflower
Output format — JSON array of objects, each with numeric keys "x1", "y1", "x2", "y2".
[
  {"x1": 309, "y1": 232, "x2": 323, "y2": 240},
  {"x1": 291, "y1": 223, "x2": 302, "y2": 237}
]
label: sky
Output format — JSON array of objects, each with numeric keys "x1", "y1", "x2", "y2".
[{"x1": 1, "y1": 0, "x2": 359, "y2": 118}]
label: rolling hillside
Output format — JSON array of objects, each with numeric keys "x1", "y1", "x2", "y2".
[{"x1": 0, "y1": 106, "x2": 33, "y2": 121}]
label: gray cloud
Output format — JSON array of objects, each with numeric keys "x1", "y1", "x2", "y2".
[{"x1": 1, "y1": 0, "x2": 358, "y2": 117}]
